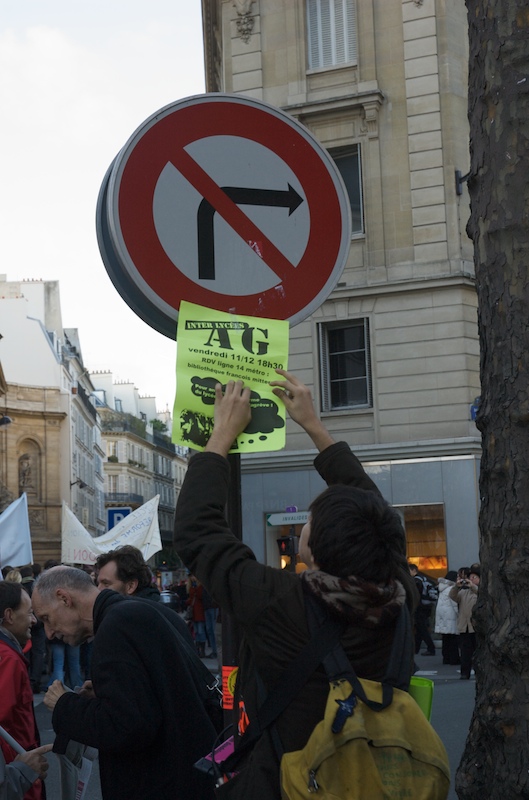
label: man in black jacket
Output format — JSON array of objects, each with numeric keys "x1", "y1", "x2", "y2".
[
  {"x1": 32, "y1": 566, "x2": 215, "y2": 800},
  {"x1": 94, "y1": 545, "x2": 192, "y2": 643},
  {"x1": 173, "y1": 370, "x2": 416, "y2": 799}
]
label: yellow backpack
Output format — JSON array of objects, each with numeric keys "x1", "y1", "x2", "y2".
[
  {"x1": 280, "y1": 674, "x2": 449, "y2": 799},
  {"x1": 202, "y1": 598, "x2": 450, "y2": 800},
  {"x1": 279, "y1": 597, "x2": 449, "y2": 800}
]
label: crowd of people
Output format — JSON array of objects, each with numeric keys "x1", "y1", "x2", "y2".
[
  {"x1": 409, "y1": 561, "x2": 481, "y2": 679},
  {"x1": 0, "y1": 547, "x2": 218, "y2": 799},
  {"x1": 0, "y1": 370, "x2": 475, "y2": 799}
]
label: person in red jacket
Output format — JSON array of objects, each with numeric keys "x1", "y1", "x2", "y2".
[
  {"x1": 186, "y1": 577, "x2": 207, "y2": 657},
  {"x1": 0, "y1": 581, "x2": 45, "y2": 800}
]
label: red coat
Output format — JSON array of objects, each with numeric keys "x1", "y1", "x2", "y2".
[
  {"x1": 0, "y1": 633, "x2": 43, "y2": 800},
  {"x1": 187, "y1": 584, "x2": 205, "y2": 622}
]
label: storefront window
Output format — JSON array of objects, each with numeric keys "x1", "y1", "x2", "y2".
[
  {"x1": 265, "y1": 503, "x2": 448, "y2": 578},
  {"x1": 399, "y1": 503, "x2": 447, "y2": 579}
]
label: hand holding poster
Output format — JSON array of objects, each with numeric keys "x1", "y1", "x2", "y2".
[{"x1": 172, "y1": 302, "x2": 289, "y2": 453}]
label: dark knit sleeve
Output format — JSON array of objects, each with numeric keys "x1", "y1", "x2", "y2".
[
  {"x1": 314, "y1": 441, "x2": 381, "y2": 495},
  {"x1": 173, "y1": 451, "x2": 297, "y2": 624}
]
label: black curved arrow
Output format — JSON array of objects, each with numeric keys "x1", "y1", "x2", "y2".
[{"x1": 198, "y1": 184, "x2": 304, "y2": 280}]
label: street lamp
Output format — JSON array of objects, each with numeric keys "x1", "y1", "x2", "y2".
[
  {"x1": 0, "y1": 415, "x2": 12, "y2": 427},
  {"x1": 70, "y1": 478, "x2": 87, "y2": 489}
]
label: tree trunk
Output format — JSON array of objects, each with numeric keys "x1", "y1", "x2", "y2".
[{"x1": 457, "y1": 2, "x2": 529, "y2": 797}]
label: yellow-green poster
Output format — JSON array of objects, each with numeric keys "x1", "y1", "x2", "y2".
[{"x1": 172, "y1": 302, "x2": 289, "y2": 453}]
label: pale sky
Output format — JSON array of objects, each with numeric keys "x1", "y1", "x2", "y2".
[{"x1": 0, "y1": 0, "x2": 206, "y2": 411}]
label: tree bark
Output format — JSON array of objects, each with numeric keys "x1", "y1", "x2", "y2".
[{"x1": 458, "y1": 2, "x2": 529, "y2": 797}]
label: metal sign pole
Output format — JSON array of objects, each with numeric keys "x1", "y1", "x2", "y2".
[{"x1": 222, "y1": 453, "x2": 242, "y2": 725}]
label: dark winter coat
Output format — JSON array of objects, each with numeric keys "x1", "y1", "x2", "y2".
[
  {"x1": 135, "y1": 584, "x2": 194, "y2": 645},
  {"x1": 174, "y1": 441, "x2": 415, "y2": 800},
  {"x1": 51, "y1": 590, "x2": 215, "y2": 800}
]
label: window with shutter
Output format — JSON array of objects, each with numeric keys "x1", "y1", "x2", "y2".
[
  {"x1": 319, "y1": 319, "x2": 372, "y2": 411},
  {"x1": 307, "y1": 0, "x2": 357, "y2": 70}
]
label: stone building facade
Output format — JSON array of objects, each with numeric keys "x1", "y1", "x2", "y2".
[
  {"x1": 200, "y1": 0, "x2": 480, "y2": 574},
  {"x1": 90, "y1": 371, "x2": 188, "y2": 561},
  {"x1": 0, "y1": 277, "x2": 105, "y2": 563}
]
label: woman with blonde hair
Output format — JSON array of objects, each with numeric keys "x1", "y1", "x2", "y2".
[{"x1": 4, "y1": 568, "x2": 22, "y2": 584}]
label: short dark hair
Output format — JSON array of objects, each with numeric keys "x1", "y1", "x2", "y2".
[
  {"x1": 0, "y1": 580, "x2": 24, "y2": 618},
  {"x1": 308, "y1": 485, "x2": 408, "y2": 582},
  {"x1": 19, "y1": 565, "x2": 34, "y2": 579},
  {"x1": 94, "y1": 546, "x2": 153, "y2": 592}
]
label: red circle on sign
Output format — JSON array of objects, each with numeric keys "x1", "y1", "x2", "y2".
[{"x1": 104, "y1": 94, "x2": 351, "y2": 332}]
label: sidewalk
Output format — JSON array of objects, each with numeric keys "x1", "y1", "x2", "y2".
[
  {"x1": 415, "y1": 642, "x2": 476, "y2": 800},
  {"x1": 414, "y1": 642, "x2": 474, "y2": 683}
]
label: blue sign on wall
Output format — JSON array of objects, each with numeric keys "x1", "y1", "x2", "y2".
[{"x1": 107, "y1": 507, "x2": 132, "y2": 530}]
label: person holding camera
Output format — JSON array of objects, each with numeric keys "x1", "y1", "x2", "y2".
[{"x1": 449, "y1": 566, "x2": 480, "y2": 679}]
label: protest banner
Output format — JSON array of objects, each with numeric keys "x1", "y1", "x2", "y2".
[
  {"x1": 172, "y1": 301, "x2": 289, "y2": 453},
  {"x1": 0, "y1": 493, "x2": 32, "y2": 567},
  {"x1": 61, "y1": 496, "x2": 161, "y2": 565}
]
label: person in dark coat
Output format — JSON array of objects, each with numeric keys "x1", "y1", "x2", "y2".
[
  {"x1": 173, "y1": 370, "x2": 416, "y2": 800},
  {"x1": 32, "y1": 567, "x2": 215, "y2": 800},
  {"x1": 408, "y1": 563, "x2": 437, "y2": 655},
  {"x1": 95, "y1": 545, "x2": 157, "y2": 598},
  {"x1": 94, "y1": 545, "x2": 193, "y2": 645}
]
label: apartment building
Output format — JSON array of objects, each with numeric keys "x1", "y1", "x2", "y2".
[
  {"x1": 200, "y1": 0, "x2": 480, "y2": 574},
  {"x1": 90, "y1": 371, "x2": 188, "y2": 560},
  {"x1": 0, "y1": 276, "x2": 105, "y2": 562}
]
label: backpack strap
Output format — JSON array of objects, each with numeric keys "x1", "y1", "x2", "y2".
[
  {"x1": 219, "y1": 609, "x2": 344, "y2": 774},
  {"x1": 304, "y1": 590, "x2": 413, "y2": 712},
  {"x1": 220, "y1": 587, "x2": 413, "y2": 774}
]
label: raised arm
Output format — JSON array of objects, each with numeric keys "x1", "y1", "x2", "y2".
[
  {"x1": 270, "y1": 369, "x2": 335, "y2": 452},
  {"x1": 204, "y1": 380, "x2": 252, "y2": 457},
  {"x1": 271, "y1": 369, "x2": 380, "y2": 494}
]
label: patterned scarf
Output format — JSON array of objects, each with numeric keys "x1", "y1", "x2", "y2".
[{"x1": 302, "y1": 570, "x2": 406, "y2": 629}]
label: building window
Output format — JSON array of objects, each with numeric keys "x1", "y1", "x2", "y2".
[
  {"x1": 319, "y1": 319, "x2": 372, "y2": 410},
  {"x1": 307, "y1": 0, "x2": 357, "y2": 70},
  {"x1": 333, "y1": 146, "x2": 363, "y2": 235}
]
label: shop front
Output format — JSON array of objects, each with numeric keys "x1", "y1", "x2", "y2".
[{"x1": 241, "y1": 443, "x2": 481, "y2": 578}]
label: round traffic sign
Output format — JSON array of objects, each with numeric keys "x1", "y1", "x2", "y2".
[{"x1": 97, "y1": 93, "x2": 351, "y2": 338}]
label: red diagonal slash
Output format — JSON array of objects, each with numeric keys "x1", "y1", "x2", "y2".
[{"x1": 170, "y1": 147, "x2": 299, "y2": 283}]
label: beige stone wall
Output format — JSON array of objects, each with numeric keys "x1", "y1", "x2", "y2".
[
  {"x1": 1, "y1": 384, "x2": 66, "y2": 564},
  {"x1": 203, "y1": 0, "x2": 477, "y2": 452},
  {"x1": 287, "y1": 279, "x2": 479, "y2": 449}
]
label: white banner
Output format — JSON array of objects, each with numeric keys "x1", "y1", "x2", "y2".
[
  {"x1": 0, "y1": 493, "x2": 33, "y2": 567},
  {"x1": 61, "y1": 496, "x2": 162, "y2": 565}
]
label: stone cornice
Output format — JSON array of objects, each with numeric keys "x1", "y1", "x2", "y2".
[
  {"x1": 2, "y1": 407, "x2": 66, "y2": 421},
  {"x1": 284, "y1": 89, "x2": 385, "y2": 121},
  {"x1": 327, "y1": 272, "x2": 476, "y2": 302},
  {"x1": 241, "y1": 437, "x2": 482, "y2": 474}
]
